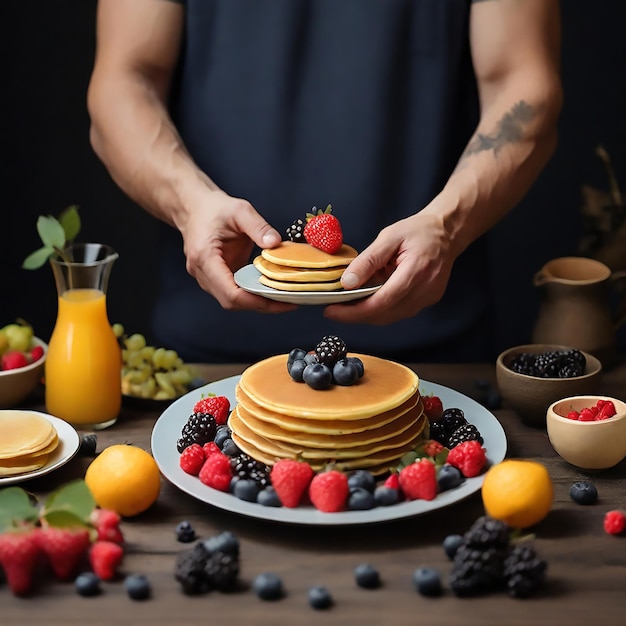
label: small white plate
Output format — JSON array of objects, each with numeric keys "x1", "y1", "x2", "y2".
[
  {"x1": 234, "y1": 264, "x2": 382, "y2": 305},
  {"x1": 0, "y1": 412, "x2": 81, "y2": 486},
  {"x1": 151, "y1": 376, "x2": 507, "y2": 526}
]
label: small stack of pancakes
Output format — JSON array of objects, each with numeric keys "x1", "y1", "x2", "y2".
[
  {"x1": 253, "y1": 241, "x2": 358, "y2": 292},
  {"x1": 229, "y1": 354, "x2": 427, "y2": 475},
  {"x1": 0, "y1": 411, "x2": 58, "y2": 476}
]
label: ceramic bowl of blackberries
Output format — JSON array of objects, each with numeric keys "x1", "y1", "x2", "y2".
[
  {"x1": 546, "y1": 395, "x2": 626, "y2": 470},
  {"x1": 495, "y1": 344, "x2": 602, "y2": 427}
]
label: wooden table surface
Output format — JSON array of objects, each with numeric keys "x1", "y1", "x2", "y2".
[{"x1": 4, "y1": 360, "x2": 626, "y2": 626}]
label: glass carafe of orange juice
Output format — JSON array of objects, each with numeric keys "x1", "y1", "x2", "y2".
[{"x1": 45, "y1": 243, "x2": 121, "y2": 429}]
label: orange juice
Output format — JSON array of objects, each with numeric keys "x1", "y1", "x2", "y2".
[{"x1": 45, "y1": 289, "x2": 121, "y2": 427}]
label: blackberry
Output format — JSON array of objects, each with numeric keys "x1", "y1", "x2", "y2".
[
  {"x1": 449, "y1": 544, "x2": 506, "y2": 597},
  {"x1": 203, "y1": 551, "x2": 240, "y2": 591},
  {"x1": 177, "y1": 412, "x2": 217, "y2": 452},
  {"x1": 174, "y1": 543, "x2": 211, "y2": 595},
  {"x1": 448, "y1": 423, "x2": 484, "y2": 449},
  {"x1": 508, "y1": 352, "x2": 536, "y2": 376},
  {"x1": 508, "y1": 349, "x2": 586, "y2": 379},
  {"x1": 428, "y1": 420, "x2": 448, "y2": 447},
  {"x1": 441, "y1": 408, "x2": 468, "y2": 436},
  {"x1": 463, "y1": 516, "x2": 510, "y2": 551},
  {"x1": 286, "y1": 218, "x2": 306, "y2": 242},
  {"x1": 314, "y1": 335, "x2": 347, "y2": 365},
  {"x1": 533, "y1": 352, "x2": 561, "y2": 377},
  {"x1": 231, "y1": 453, "x2": 271, "y2": 489},
  {"x1": 503, "y1": 542, "x2": 547, "y2": 598}
]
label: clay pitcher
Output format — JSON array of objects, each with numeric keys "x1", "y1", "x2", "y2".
[{"x1": 532, "y1": 257, "x2": 626, "y2": 366}]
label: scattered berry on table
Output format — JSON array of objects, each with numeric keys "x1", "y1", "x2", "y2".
[
  {"x1": 604, "y1": 510, "x2": 626, "y2": 535},
  {"x1": 449, "y1": 543, "x2": 505, "y2": 597},
  {"x1": 442, "y1": 534, "x2": 464, "y2": 560},
  {"x1": 192, "y1": 395, "x2": 230, "y2": 426},
  {"x1": 354, "y1": 563, "x2": 381, "y2": 589},
  {"x1": 423, "y1": 395, "x2": 444, "y2": 421},
  {"x1": 175, "y1": 543, "x2": 212, "y2": 595},
  {"x1": 446, "y1": 440, "x2": 487, "y2": 478},
  {"x1": 502, "y1": 541, "x2": 547, "y2": 599},
  {"x1": 179, "y1": 443, "x2": 206, "y2": 476},
  {"x1": 37, "y1": 526, "x2": 91, "y2": 581},
  {"x1": 89, "y1": 540, "x2": 124, "y2": 581},
  {"x1": 303, "y1": 205, "x2": 343, "y2": 254},
  {"x1": 448, "y1": 423, "x2": 483, "y2": 449},
  {"x1": 204, "y1": 550, "x2": 240, "y2": 591},
  {"x1": 270, "y1": 459, "x2": 315, "y2": 508},
  {"x1": 398, "y1": 458, "x2": 437, "y2": 501},
  {"x1": 253, "y1": 572, "x2": 284, "y2": 601},
  {"x1": 203, "y1": 531, "x2": 240, "y2": 558},
  {"x1": 175, "y1": 521, "x2": 196, "y2": 543},
  {"x1": 78, "y1": 433, "x2": 98, "y2": 457},
  {"x1": 0, "y1": 529, "x2": 41, "y2": 596},
  {"x1": 177, "y1": 412, "x2": 218, "y2": 453},
  {"x1": 413, "y1": 567, "x2": 442, "y2": 597},
  {"x1": 309, "y1": 469, "x2": 350, "y2": 512},
  {"x1": 464, "y1": 516, "x2": 510, "y2": 551},
  {"x1": 75, "y1": 571, "x2": 102, "y2": 597},
  {"x1": 124, "y1": 574, "x2": 151, "y2": 600},
  {"x1": 308, "y1": 585, "x2": 333, "y2": 609},
  {"x1": 569, "y1": 480, "x2": 599, "y2": 505},
  {"x1": 437, "y1": 465, "x2": 464, "y2": 492},
  {"x1": 90, "y1": 508, "x2": 124, "y2": 544}
]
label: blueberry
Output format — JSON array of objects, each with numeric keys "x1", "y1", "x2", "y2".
[
  {"x1": 288, "y1": 359, "x2": 307, "y2": 382},
  {"x1": 303, "y1": 363, "x2": 333, "y2": 390},
  {"x1": 257, "y1": 486, "x2": 282, "y2": 507},
  {"x1": 214, "y1": 425, "x2": 231, "y2": 449},
  {"x1": 332, "y1": 359, "x2": 359, "y2": 386},
  {"x1": 233, "y1": 478, "x2": 261, "y2": 502},
  {"x1": 75, "y1": 572, "x2": 101, "y2": 597},
  {"x1": 175, "y1": 520, "x2": 196, "y2": 543},
  {"x1": 221, "y1": 438, "x2": 242, "y2": 457},
  {"x1": 442, "y1": 534, "x2": 464, "y2": 560},
  {"x1": 413, "y1": 567, "x2": 442, "y2": 597},
  {"x1": 354, "y1": 563, "x2": 381, "y2": 589},
  {"x1": 287, "y1": 347, "x2": 307, "y2": 367},
  {"x1": 308, "y1": 585, "x2": 333, "y2": 609},
  {"x1": 569, "y1": 480, "x2": 599, "y2": 505},
  {"x1": 253, "y1": 572, "x2": 284, "y2": 600},
  {"x1": 437, "y1": 465, "x2": 464, "y2": 492},
  {"x1": 373, "y1": 486, "x2": 400, "y2": 507},
  {"x1": 124, "y1": 574, "x2": 151, "y2": 600},
  {"x1": 78, "y1": 434, "x2": 98, "y2": 457},
  {"x1": 348, "y1": 488, "x2": 376, "y2": 511},
  {"x1": 347, "y1": 356, "x2": 365, "y2": 378},
  {"x1": 203, "y1": 531, "x2": 240, "y2": 557},
  {"x1": 304, "y1": 353, "x2": 319, "y2": 366},
  {"x1": 348, "y1": 470, "x2": 377, "y2": 493}
]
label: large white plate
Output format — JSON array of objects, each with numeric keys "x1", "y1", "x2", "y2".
[
  {"x1": 0, "y1": 412, "x2": 81, "y2": 486},
  {"x1": 151, "y1": 376, "x2": 507, "y2": 526},
  {"x1": 234, "y1": 264, "x2": 382, "y2": 305}
]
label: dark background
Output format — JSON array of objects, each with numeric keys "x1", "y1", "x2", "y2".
[{"x1": 2, "y1": 1, "x2": 625, "y2": 358}]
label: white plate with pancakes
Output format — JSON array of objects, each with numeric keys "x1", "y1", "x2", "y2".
[
  {"x1": 151, "y1": 376, "x2": 507, "y2": 526},
  {"x1": 0, "y1": 410, "x2": 81, "y2": 486},
  {"x1": 234, "y1": 264, "x2": 382, "y2": 305}
]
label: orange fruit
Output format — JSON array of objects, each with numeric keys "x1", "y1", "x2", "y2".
[
  {"x1": 85, "y1": 444, "x2": 161, "y2": 517},
  {"x1": 481, "y1": 459, "x2": 553, "y2": 529}
]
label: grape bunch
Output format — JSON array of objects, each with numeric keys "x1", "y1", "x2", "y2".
[{"x1": 113, "y1": 324, "x2": 195, "y2": 400}]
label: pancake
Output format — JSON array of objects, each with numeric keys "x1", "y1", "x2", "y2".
[
  {"x1": 238, "y1": 354, "x2": 420, "y2": 419},
  {"x1": 0, "y1": 411, "x2": 57, "y2": 459},
  {"x1": 0, "y1": 454, "x2": 50, "y2": 477},
  {"x1": 261, "y1": 241, "x2": 358, "y2": 269},
  {"x1": 258, "y1": 275, "x2": 344, "y2": 292},
  {"x1": 253, "y1": 256, "x2": 346, "y2": 282}
]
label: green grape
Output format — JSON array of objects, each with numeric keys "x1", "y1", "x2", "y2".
[
  {"x1": 112, "y1": 323, "x2": 125, "y2": 338},
  {"x1": 125, "y1": 333, "x2": 146, "y2": 352}
]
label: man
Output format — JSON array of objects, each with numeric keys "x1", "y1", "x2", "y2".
[{"x1": 88, "y1": 0, "x2": 562, "y2": 363}]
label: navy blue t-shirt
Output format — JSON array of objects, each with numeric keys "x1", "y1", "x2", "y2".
[{"x1": 154, "y1": 0, "x2": 493, "y2": 363}]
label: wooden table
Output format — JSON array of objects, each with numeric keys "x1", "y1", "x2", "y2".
[{"x1": 4, "y1": 361, "x2": 626, "y2": 626}]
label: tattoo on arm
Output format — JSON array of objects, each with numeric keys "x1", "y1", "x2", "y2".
[{"x1": 460, "y1": 101, "x2": 536, "y2": 161}]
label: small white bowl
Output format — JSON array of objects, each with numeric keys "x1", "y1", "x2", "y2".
[
  {"x1": 0, "y1": 337, "x2": 47, "y2": 408},
  {"x1": 546, "y1": 395, "x2": 626, "y2": 470}
]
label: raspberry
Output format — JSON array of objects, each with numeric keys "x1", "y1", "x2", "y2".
[
  {"x1": 198, "y1": 452, "x2": 232, "y2": 491},
  {"x1": 203, "y1": 442, "x2": 221, "y2": 457},
  {"x1": 38, "y1": 526, "x2": 91, "y2": 581},
  {"x1": 446, "y1": 440, "x2": 487, "y2": 478},
  {"x1": 179, "y1": 443, "x2": 206, "y2": 476},
  {"x1": 90, "y1": 508, "x2": 124, "y2": 544},
  {"x1": 30, "y1": 345, "x2": 45, "y2": 362},
  {"x1": 422, "y1": 439, "x2": 446, "y2": 458},
  {"x1": 1, "y1": 351, "x2": 29, "y2": 371},
  {"x1": 308, "y1": 469, "x2": 350, "y2": 512},
  {"x1": 398, "y1": 458, "x2": 438, "y2": 501},
  {"x1": 604, "y1": 510, "x2": 626, "y2": 535},
  {"x1": 423, "y1": 395, "x2": 444, "y2": 421},
  {"x1": 89, "y1": 540, "x2": 124, "y2": 581}
]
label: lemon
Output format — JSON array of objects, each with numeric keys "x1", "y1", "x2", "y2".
[
  {"x1": 85, "y1": 444, "x2": 161, "y2": 517},
  {"x1": 481, "y1": 459, "x2": 553, "y2": 529}
]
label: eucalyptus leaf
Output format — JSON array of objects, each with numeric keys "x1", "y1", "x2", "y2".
[
  {"x1": 59, "y1": 204, "x2": 81, "y2": 242},
  {"x1": 36, "y1": 215, "x2": 66, "y2": 249},
  {"x1": 43, "y1": 479, "x2": 95, "y2": 523},
  {"x1": 0, "y1": 487, "x2": 39, "y2": 531},
  {"x1": 22, "y1": 245, "x2": 55, "y2": 270}
]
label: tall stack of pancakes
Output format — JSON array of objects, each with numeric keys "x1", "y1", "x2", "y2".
[
  {"x1": 228, "y1": 354, "x2": 427, "y2": 475},
  {"x1": 253, "y1": 241, "x2": 358, "y2": 292},
  {"x1": 0, "y1": 411, "x2": 59, "y2": 476}
]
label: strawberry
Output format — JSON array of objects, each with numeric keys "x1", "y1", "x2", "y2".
[
  {"x1": 446, "y1": 440, "x2": 487, "y2": 478},
  {"x1": 38, "y1": 526, "x2": 91, "y2": 581},
  {"x1": 422, "y1": 439, "x2": 446, "y2": 458},
  {"x1": 384, "y1": 473, "x2": 400, "y2": 490},
  {"x1": 0, "y1": 529, "x2": 41, "y2": 595},
  {"x1": 29, "y1": 345, "x2": 45, "y2": 363},
  {"x1": 89, "y1": 540, "x2": 124, "y2": 580},
  {"x1": 398, "y1": 459, "x2": 437, "y2": 501},
  {"x1": 309, "y1": 470, "x2": 349, "y2": 512},
  {"x1": 179, "y1": 443, "x2": 206, "y2": 476},
  {"x1": 90, "y1": 508, "x2": 124, "y2": 544},
  {"x1": 423, "y1": 395, "x2": 444, "y2": 421},
  {"x1": 193, "y1": 395, "x2": 230, "y2": 425},
  {"x1": 604, "y1": 510, "x2": 626, "y2": 535},
  {"x1": 1, "y1": 351, "x2": 29, "y2": 371},
  {"x1": 597, "y1": 400, "x2": 617, "y2": 420},
  {"x1": 270, "y1": 459, "x2": 314, "y2": 508},
  {"x1": 303, "y1": 205, "x2": 343, "y2": 254},
  {"x1": 198, "y1": 451, "x2": 232, "y2": 491}
]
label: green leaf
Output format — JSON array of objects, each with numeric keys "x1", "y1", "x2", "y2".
[
  {"x1": 36, "y1": 215, "x2": 66, "y2": 249},
  {"x1": 0, "y1": 487, "x2": 39, "y2": 531},
  {"x1": 22, "y1": 245, "x2": 55, "y2": 270},
  {"x1": 41, "y1": 509, "x2": 89, "y2": 529},
  {"x1": 58, "y1": 205, "x2": 81, "y2": 242},
  {"x1": 42, "y1": 479, "x2": 95, "y2": 523}
]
